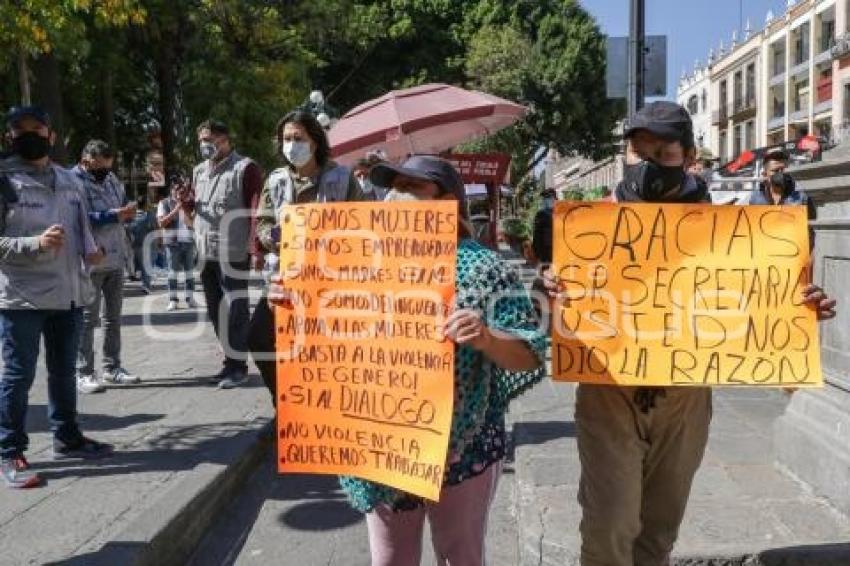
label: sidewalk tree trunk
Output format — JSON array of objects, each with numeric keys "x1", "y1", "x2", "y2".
[
  {"x1": 98, "y1": 64, "x2": 117, "y2": 150},
  {"x1": 17, "y1": 51, "x2": 31, "y2": 105},
  {"x1": 30, "y1": 53, "x2": 69, "y2": 164}
]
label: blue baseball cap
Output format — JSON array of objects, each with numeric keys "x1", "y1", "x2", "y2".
[
  {"x1": 6, "y1": 105, "x2": 51, "y2": 129},
  {"x1": 369, "y1": 155, "x2": 467, "y2": 216}
]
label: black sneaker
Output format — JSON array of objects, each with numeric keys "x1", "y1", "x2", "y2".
[
  {"x1": 1, "y1": 455, "x2": 41, "y2": 488},
  {"x1": 208, "y1": 366, "x2": 232, "y2": 385},
  {"x1": 256, "y1": 419, "x2": 276, "y2": 441},
  {"x1": 53, "y1": 436, "x2": 114, "y2": 461},
  {"x1": 218, "y1": 368, "x2": 248, "y2": 390}
]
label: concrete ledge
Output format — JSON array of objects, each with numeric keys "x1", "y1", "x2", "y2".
[
  {"x1": 774, "y1": 385, "x2": 850, "y2": 517},
  {"x1": 52, "y1": 418, "x2": 272, "y2": 566},
  {"x1": 674, "y1": 543, "x2": 850, "y2": 565}
]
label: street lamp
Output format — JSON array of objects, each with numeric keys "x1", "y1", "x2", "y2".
[{"x1": 299, "y1": 90, "x2": 339, "y2": 130}]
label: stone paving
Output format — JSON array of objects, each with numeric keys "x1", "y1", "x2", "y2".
[
  {"x1": 511, "y1": 377, "x2": 850, "y2": 565},
  {"x1": 0, "y1": 279, "x2": 273, "y2": 565},
  {"x1": 3, "y1": 260, "x2": 849, "y2": 565}
]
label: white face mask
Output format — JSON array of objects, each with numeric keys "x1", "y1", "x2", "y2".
[
  {"x1": 199, "y1": 141, "x2": 217, "y2": 160},
  {"x1": 283, "y1": 141, "x2": 313, "y2": 168},
  {"x1": 383, "y1": 189, "x2": 421, "y2": 202},
  {"x1": 384, "y1": 189, "x2": 472, "y2": 235}
]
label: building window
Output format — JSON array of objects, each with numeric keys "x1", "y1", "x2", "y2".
[
  {"x1": 795, "y1": 23, "x2": 811, "y2": 65},
  {"x1": 844, "y1": 83, "x2": 850, "y2": 122},
  {"x1": 687, "y1": 95, "x2": 699, "y2": 115},
  {"x1": 745, "y1": 63, "x2": 756, "y2": 105},
  {"x1": 701, "y1": 89, "x2": 707, "y2": 112},
  {"x1": 745, "y1": 120, "x2": 755, "y2": 150},
  {"x1": 794, "y1": 80, "x2": 810, "y2": 113},
  {"x1": 733, "y1": 71, "x2": 743, "y2": 110},
  {"x1": 821, "y1": 18, "x2": 836, "y2": 52},
  {"x1": 719, "y1": 131, "x2": 728, "y2": 161},
  {"x1": 772, "y1": 41, "x2": 786, "y2": 76},
  {"x1": 733, "y1": 124, "x2": 742, "y2": 156}
]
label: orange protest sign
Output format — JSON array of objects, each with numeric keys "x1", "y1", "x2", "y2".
[
  {"x1": 275, "y1": 201, "x2": 457, "y2": 501},
  {"x1": 552, "y1": 202, "x2": 822, "y2": 387}
]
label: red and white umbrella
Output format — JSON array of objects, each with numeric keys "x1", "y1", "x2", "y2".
[{"x1": 329, "y1": 83, "x2": 528, "y2": 165}]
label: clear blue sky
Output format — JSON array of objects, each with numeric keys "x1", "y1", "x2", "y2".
[{"x1": 580, "y1": 0, "x2": 790, "y2": 99}]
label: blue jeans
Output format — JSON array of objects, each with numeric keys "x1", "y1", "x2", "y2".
[
  {"x1": 166, "y1": 242, "x2": 196, "y2": 300},
  {"x1": 0, "y1": 308, "x2": 83, "y2": 458}
]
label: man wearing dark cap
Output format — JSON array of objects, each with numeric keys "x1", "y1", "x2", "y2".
[
  {"x1": 568, "y1": 101, "x2": 837, "y2": 565},
  {"x1": 0, "y1": 107, "x2": 113, "y2": 488}
]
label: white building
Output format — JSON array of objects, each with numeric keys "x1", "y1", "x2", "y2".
[{"x1": 677, "y1": 62, "x2": 713, "y2": 152}]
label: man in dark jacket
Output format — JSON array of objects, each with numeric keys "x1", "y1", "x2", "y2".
[{"x1": 750, "y1": 150, "x2": 817, "y2": 248}]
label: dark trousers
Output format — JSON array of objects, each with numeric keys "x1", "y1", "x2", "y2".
[
  {"x1": 247, "y1": 296, "x2": 276, "y2": 402},
  {"x1": 0, "y1": 308, "x2": 84, "y2": 458},
  {"x1": 132, "y1": 245, "x2": 151, "y2": 287},
  {"x1": 200, "y1": 259, "x2": 250, "y2": 371}
]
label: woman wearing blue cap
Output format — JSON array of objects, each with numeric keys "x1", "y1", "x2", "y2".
[{"x1": 269, "y1": 155, "x2": 546, "y2": 565}]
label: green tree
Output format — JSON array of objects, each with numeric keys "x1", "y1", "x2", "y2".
[
  {"x1": 462, "y1": 0, "x2": 620, "y2": 178},
  {"x1": 0, "y1": 1, "x2": 146, "y2": 162},
  {"x1": 303, "y1": 0, "x2": 469, "y2": 111}
]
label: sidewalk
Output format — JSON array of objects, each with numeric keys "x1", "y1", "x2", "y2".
[
  {"x1": 0, "y1": 279, "x2": 273, "y2": 565},
  {"x1": 511, "y1": 377, "x2": 850, "y2": 565}
]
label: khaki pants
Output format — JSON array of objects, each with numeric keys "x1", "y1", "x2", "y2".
[{"x1": 576, "y1": 385, "x2": 712, "y2": 566}]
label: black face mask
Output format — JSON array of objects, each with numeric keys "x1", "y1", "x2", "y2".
[
  {"x1": 769, "y1": 171, "x2": 793, "y2": 195},
  {"x1": 12, "y1": 132, "x2": 50, "y2": 161},
  {"x1": 618, "y1": 159, "x2": 685, "y2": 202},
  {"x1": 90, "y1": 168, "x2": 110, "y2": 183}
]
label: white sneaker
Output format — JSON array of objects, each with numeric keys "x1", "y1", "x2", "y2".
[
  {"x1": 185, "y1": 297, "x2": 198, "y2": 309},
  {"x1": 77, "y1": 374, "x2": 105, "y2": 394},
  {"x1": 103, "y1": 367, "x2": 141, "y2": 385},
  {"x1": 167, "y1": 300, "x2": 178, "y2": 311}
]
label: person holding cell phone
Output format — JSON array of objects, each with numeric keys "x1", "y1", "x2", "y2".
[
  {"x1": 0, "y1": 106, "x2": 114, "y2": 490},
  {"x1": 73, "y1": 139, "x2": 141, "y2": 394}
]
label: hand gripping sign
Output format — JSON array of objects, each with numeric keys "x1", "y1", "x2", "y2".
[
  {"x1": 552, "y1": 202, "x2": 822, "y2": 387},
  {"x1": 275, "y1": 201, "x2": 457, "y2": 500}
]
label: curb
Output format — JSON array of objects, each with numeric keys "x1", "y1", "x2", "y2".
[
  {"x1": 60, "y1": 418, "x2": 272, "y2": 566},
  {"x1": 672, "y1": 546, "x2": 850, "y2": 566}
]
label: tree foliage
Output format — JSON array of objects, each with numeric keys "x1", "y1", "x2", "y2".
[
  {"x1": 0, "y1": 1, "x2": 145, "y2": 56},
  {"x1": 0, "y1": 0, "x2": 621, "y2": 180}
]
